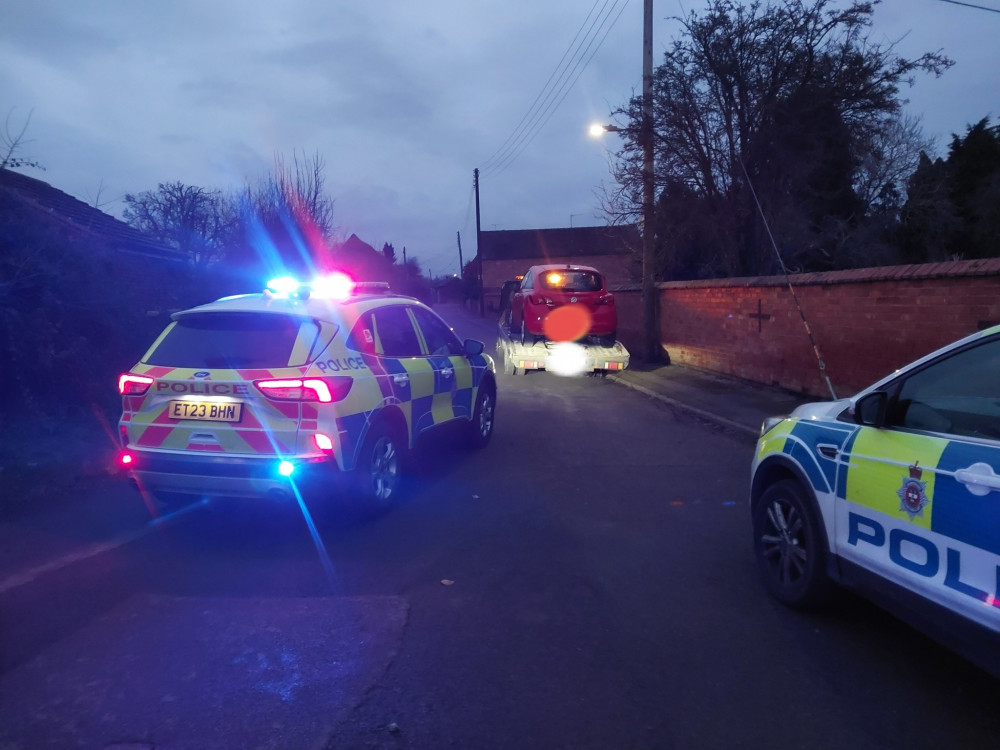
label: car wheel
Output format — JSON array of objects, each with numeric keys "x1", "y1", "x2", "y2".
[
  {"x1": 520, "y1": 319, "x2": 529, "y2": 346},
  {"x1": 752, "y1": 479, "x2": 831, "y2": 609},
  {"x1": 599, "y1": 332, "x2": 617, "y2": 347},
  {"x1": 467, "y1": 386, "x2": 495, "y2": 448},
  {"x1": 355, "y1": 423, "x2": 403, "y2": 507}
]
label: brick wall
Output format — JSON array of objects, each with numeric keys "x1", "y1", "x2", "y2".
[{"x1": 615, "y1": 258, "x2": 1000, "y2": 398}]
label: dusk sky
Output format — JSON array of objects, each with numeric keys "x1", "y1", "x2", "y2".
[{"x1": 2, "y1": 0, "x2": 997, "y2": 279}]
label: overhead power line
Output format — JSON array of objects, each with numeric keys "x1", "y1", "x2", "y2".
[
  {"x1": 936, "y1": 0, "x2": 1000, "y2": 12},
  {"x1": 480, "y1": 0, "x2": 631, "y2": 177}
]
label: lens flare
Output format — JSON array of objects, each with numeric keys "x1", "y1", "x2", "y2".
[
  {"x1": 313, "y1": 272, "x2": 354, "y2": 300},
  {"x1": 546, "y1": 342, "x2": 589, "y2": 377},
  {"x1": 543, "y1": 304, "x2": 591, "y2": 342}
]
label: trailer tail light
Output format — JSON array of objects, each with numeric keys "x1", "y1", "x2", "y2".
[
  {"x1": 118, "y1": 373, "x2": 154, "y2": 395},
  {"x1": 254, "y1": 376, "x2": 353, "y2": 403}
]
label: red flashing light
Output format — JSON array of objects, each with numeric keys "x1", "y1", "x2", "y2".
[
  {"x1": 120, "y1": 451, "x2": 134, "y2": 466},
  {"x1": 119, "y1": 373, "x2": 154, "y2": 395},
  {"x1": 312, "y1": 272, "x2": 355, "y2": 300}
]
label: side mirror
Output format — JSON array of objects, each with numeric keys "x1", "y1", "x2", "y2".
[
  {"x1": 854, "y1": 391, "x2": 887, "y2": 427},
  {"x1": 464, "y1": 338, "x2": 485, "y2": 356}
]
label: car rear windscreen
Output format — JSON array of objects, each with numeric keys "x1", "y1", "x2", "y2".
[
  {"x1": 144, "y1": 312, "x2": 324, "y2": 369},
  {"x1": 539, "y1": 271, "x2": 603, "y2": 292}
]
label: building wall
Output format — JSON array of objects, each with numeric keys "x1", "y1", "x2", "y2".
[
  {"x1": 481, "y1": 253, "x2": 633, "y2": 313},
  {"x1": 614, "y1": 259, "x2": 1000, "y2": 398}
]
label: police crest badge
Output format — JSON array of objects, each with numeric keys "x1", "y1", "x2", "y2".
[{"x1": 897, "y1": 462, "x2": 930, "y2": 520}]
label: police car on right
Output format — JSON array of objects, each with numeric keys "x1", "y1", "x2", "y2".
[{"x1": 750, "y1": 324, "x2": 1000, "y2": 676}]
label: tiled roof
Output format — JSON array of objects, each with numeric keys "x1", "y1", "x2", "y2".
[
  {"x1": 478, "y1": 225, "x2": 639, "y2": 261},
  {"x1": 0, "y1": 167, "x2": 185, "y2": 263}
]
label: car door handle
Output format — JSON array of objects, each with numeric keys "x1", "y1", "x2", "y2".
[
  {"x1": 954, "y1": 462, "x2": 1000, "y2": 496},
  {"x1": 393, "y1": 374, "x2": 409, "y2": 386},
  {"x1": 441, "y1": 367, "x2": 454, "y2": 378},
  {"x1": 818, "y1": 444, "x2": 839, "y2": 459}
]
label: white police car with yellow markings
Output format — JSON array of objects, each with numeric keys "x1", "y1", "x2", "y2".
[
  {"x1": 118, "y1": 274, "x2": 497, "y2": 510},
  {"x1": 750, "y1": 324, "x2": 1000, "y2": 676}
]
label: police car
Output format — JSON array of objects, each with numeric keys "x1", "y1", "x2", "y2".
[
  {"x1": 117, "y1": 274, "x2": 497, "y2": 510},
  {"x1": 750, "y1": 325, "x2": 1000, "y2": 676}
]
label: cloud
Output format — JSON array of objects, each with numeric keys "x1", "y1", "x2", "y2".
[{"x1": 2, "y1": 0, "x2": 997, "y2": 278}]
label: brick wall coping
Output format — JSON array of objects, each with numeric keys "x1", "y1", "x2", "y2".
[{"x1": 653, "y1": 256, "x2": 1000, "y2": 290}]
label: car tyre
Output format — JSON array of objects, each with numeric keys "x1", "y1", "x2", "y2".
[
  {"x1": 520, "y1": 319, "x2": 530, "y2": 346},
  {"x1": 355, "y1": 423, "x2": 403, "y2": 509},
  {"x1": 752, "y1": 479, "x2": 832, "y2": 609},
  {"x1": 466, "y1": 385, "x2": 496, "y2": 448}
]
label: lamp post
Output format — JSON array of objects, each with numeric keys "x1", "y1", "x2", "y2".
[
  {"x1": 589, "y1": 0, "x2": 658, "y2": 363},
  {"x1": 590, "y1": 114, "x2": 658, "y2": 362}
]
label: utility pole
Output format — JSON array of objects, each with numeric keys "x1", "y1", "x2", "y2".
[
  {"x1": 474, "y1": 168, "x2": 484, "y2": 317},
  {"x1": 640, "y1": 0, "x2": 659, "y2": 363},
  {"x1": 456, "y1": 231, "x2": 464, "y2": 276}
]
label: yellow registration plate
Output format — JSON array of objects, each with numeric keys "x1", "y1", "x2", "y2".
[{"x1": 169, "y1": 400, "x2": 243, "y2": 422}]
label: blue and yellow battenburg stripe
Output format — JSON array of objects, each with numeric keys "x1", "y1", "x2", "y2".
[
  {"x1": 761, "y1": 416, "x2": 1000, "y2": 555},
  {"x1": 323, "y1": 349, "x2": 491, "y2": 471}
]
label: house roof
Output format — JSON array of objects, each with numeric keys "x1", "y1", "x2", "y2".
[
  {"x1": 0, "y1": 167, "x2": 185, "y2": 263},
  {"x1": 477, "y1": 225, "x2": 640, "y2": 261},
  {"x1": 321, "y1": 232, "x2": 395, "y2": 282}
]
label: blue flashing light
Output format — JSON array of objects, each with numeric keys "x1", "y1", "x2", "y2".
[
  {"x1": 278, "y1": 460, "x2": 295, "y2": 477},
  {"x1": 267, "y1": 276, "x2": 301, "y2": 297}
]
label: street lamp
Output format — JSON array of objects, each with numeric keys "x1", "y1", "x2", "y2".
[
  {"x1": 590, "y1": 118, "x2": 658, "y2": 364},
  {"x1": 589, "y1": 123, "x2": 624, "y2": 138}
]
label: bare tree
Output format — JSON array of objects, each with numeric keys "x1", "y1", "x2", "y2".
[
  {"x1": 605, "y1": 0, "x2": 952, "y2": 276},
  {"x1": 854, "y1": 114, "x2": 936, "y2": 211},
  {"x1": 230, "y1": 150, "x2": 338, "y2": 273},
  {"x1": 123, "y1": 182, "x2": 236, "y2": 268},
  {"x1": 1, "y1": 107, "x2": 44, "y2": 171}
]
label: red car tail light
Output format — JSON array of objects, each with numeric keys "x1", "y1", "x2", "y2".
[
  {"x1": 255, "y1": 376, "x2": 353, "y2": 403},
  {"x1": 119, "y1": 373, "x2": 154, "y2": 395}
]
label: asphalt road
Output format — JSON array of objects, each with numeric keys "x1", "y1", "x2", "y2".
[{"x1": 1, "y1": 304, "x2": 998, "y2": 750}]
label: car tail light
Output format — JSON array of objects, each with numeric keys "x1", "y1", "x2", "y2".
[
  {"x1": 119, "y1": 373, "x2": 154, "y2": 395},
  {"x1": 254, "y1": 376, "x2": 353, "y2": 403}
]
